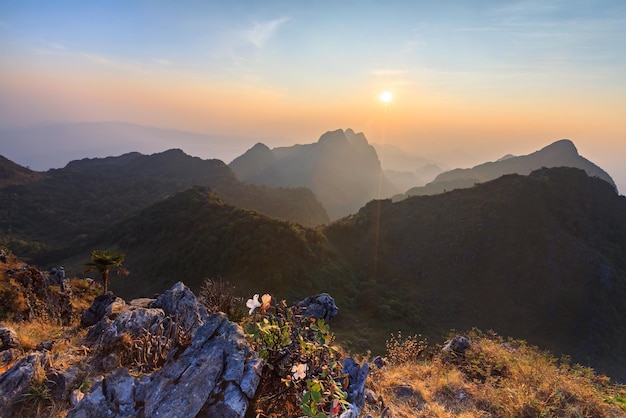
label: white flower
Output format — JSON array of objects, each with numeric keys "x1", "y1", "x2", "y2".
[
  {"x1": 246, "y1": 294, "x2": 261, "y2": 315},
  {"x1": 291, "y1": 363, "x2": 308, "y2": 380}
]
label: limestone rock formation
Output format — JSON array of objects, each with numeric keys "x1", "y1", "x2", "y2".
[{"x1": 68, "y1": 282, "x2": 262, "y2": 418}]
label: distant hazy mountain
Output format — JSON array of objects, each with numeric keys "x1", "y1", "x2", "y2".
[
  {"x1": 0, "y1": 121, "x2": 259, "y2": 171},
  {"x1": 372, "y1": 143, "x2": 444, "y2": 191},
  {"x1": 402, "y1": 139, "x2": 616, "y2": 198},
  {"x1": 0, "y1": 150, "x2": 329, "y2": 260},
  {"x1": 230, "y1": 129, "x2": 399, "y2": 220}
]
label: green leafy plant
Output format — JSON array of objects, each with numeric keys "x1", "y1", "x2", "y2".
[
  {"x1": 244, "y1": 294, "x2": 349, "y2": 418},
  {"x1": 84, "y1": 250, "x2": 128, "y2": 293}
]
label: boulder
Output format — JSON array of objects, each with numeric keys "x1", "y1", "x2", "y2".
[
  {"x1": 81, "y1": 293, "x2": 127, "y2": 327},
  {"x1": 340, "y1": 357, "x2": 369, "y2": 418},
  {"x1": 149, "y1": 281, "x2": 209, "y2": 333},
  {"x1": 0, "y1": 352, "x2": 47, "y2": 417},
  {"x1": 47, "y1": 365, "x2": 84, "y2": 400},
  {"x1": 442, "y1": 336, "x2": 470, "y2": 361},
  {"x1": 296, "y1": 293, "x2": 338, "y2": 322},
  {"x1": 0, "y1": 324, "x2": 19, "y2": 350}
]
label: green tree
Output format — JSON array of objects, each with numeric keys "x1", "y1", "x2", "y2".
[{"x1": 84, "y1": 250, "x2": 128, "y2": 293}]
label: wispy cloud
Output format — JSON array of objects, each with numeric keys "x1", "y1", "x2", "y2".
[
  {"x1": 51, "y1": 42, "x2": 66, "y2": 50},
  {"x1": 80, "y1": 53, "x2": 143, "y2": 72},
  {"x1": 153, "y1": 58, "x2": 170, "y2": 65},
  {"x1": 245, "y1": 17, "x2": 290, "y2": 48}
]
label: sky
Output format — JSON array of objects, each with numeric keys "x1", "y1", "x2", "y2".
[{"x1": 1, "y1": 0, "x2": 625, "y2": 192}]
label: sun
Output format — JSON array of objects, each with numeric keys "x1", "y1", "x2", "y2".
[{"x1": 379, "y1": 91, "x2": 393, "y2": 104}]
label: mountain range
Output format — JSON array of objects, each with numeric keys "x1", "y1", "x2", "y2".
[
  {"x1": 230, "y1": 129, "x2": 399, "y2": 220},
  {"x1": 401, "y1": 139, "x2": 616, "y2": 198},
  {"x1": 0, "y1": 149, "x2": 329, "y2": 261},
  {"x1": 372, "y1": 142, "x2": 444, "y2": 192},
  {"x1": 1, "y1": 137, "x2": 625, "y2": 381},
  {"x1": 0, "y1": 121, "x2": 262, "y2": 171}
]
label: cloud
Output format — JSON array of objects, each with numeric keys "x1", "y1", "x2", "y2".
[
  {"x1": 80, "y1": 53, "x2": 143, "y2": 72},
  {"x1": 51, "y1": 43, "x2": 66, "y2": 50},
  {"x1": 245, "y1": 17, "x2": 290, "y2": 48},
  {"x1": 153, "y1": 58, "x2": 170, "y2": 65}
]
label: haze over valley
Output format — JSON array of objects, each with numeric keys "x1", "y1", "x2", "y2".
[{"x1": 1, "y1": 2, "x2": 626, "y2": 415}]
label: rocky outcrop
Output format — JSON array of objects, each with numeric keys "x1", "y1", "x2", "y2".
[
  {"x1": 68, "y1": 282, "x2": 262, "y2": 418},
  {"x1": 340, "y1": 357, "x2": 370, "y2": 418},
  {"x1": 0, "y1": 324, "x2": 19, "y2": 350},
  {"x1": 69, "y1": 312, "x2": 261, "y2": 418},
  {"x1": 0, "y1": 352, "x2": 48, "y2": 417},
  {"x1": 297, "y1": 293, "x2": 338, "y2": 322},
  {"x1": 81, "y1": 293, "x2": 127, "y2": 327}
]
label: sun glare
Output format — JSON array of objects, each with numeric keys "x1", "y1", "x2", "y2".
[{"x1": 379, "y1": 91, "x2": 393, "y2": 104}]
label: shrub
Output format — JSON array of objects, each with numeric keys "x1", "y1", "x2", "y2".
[
  {"x1": 386, "y1": 331, "x2": 428, "y2": 365},
  {"x1": 244, "y1": 295, "x2": 349, "y2": 418},
  {"x1": 198, "y1": 277, "x2": 247, "y2": 322}
]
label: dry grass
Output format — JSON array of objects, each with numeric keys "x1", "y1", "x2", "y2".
[{"x1": 364, "y1": 330, "x2": 626, "y2": 417}]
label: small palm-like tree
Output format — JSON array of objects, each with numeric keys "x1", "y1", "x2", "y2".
[{"x1": 84, "y1": 250, "x2": 128, "y2": 293}]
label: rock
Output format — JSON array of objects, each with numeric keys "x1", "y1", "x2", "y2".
[
  {"x1": 392, "y1": 384, "x2": 415, "y2": 398},
  {"x1": 364, "y1": 388, "x2": 377, "y2": 404},
  {"x1": 47, "y1": 366, "x2": 83, "y2": 400},
  {"x1": 372, "y1": 355, "x2": 385, "y2": 369},
  {"x1": 142, "y1": 314, "x2": 259, "y2": 418},
  {"x1": 0, "y1": 324, "x2": 19, "y2": 350},
  {"x1": 70, "y1": 389, "x2": 85, "y2": 407},
  {"x1": 442, "y1": 336, "x2": 470, "y2": 361},
  {"x1": 129, "y1": 297, "x2": 155, "y2": 308},
  {"x1": 101, "y1": 352, "x2": 119, "y2": 372},
  {"x1": 81, "y1": 293, "x2": 127, "y2": 327},
  {"x1": 36, "y1": 340, "x2": 55, "y2": 351},
  {"x1": 340, "y1": 357, "x2": 369, "y2": 418},
  {"x1": 296, "y1": 293, "x2": 338, "y2": 322},
  {"x1": 68, "y1": 369, "x2": 139, "y2": 418},
  {"x1": 98, "y1": 307, "x2": 165, "y2": 342},
  {"x1": 0, "y1": 352, "x2": 47, "y2": 417},
  {"x1": 0, "y1": 348, "x2": 21, "y2": 366},
  {"x1": 68, "y1": 285, "x2": 262, "y2": 418},
  {"x1": 149, "y1": 281, "x2": 209, "y2": 334}
]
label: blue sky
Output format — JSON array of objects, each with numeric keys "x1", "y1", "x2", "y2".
[{"x1": 1, "y1": 0, "x2": 625, "y2": 190}]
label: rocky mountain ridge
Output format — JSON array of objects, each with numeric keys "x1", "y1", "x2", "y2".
[
  {"x1": 230, "y1": 129, "x2": 399, "y2": 220},
  {"x1": 402, "y1": 139, "x2": 616, "y2": 198}
]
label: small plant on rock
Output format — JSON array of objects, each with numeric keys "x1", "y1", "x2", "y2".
[{"x1": 244, "y1": 294, "x2": 349, "y2": 418}]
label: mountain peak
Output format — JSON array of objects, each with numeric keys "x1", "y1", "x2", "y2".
[
  {"x1": 344, "y1": 129, "x2": 369, "y2": 147},
  {"x1": 538, "y1": 139, "x2": 578, "y2": 157},
  {"x1": 317, "y1": 129, "x2": 348, "y2": 145}
]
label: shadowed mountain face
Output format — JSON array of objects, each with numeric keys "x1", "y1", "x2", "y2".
[
  {"x1": 0, "y1": 150, "x2": 329, "y2": 259},
  {"x1": 403, "y1": 139, "x2": 616, "y2": 198},
  {"x1": 2, "y1": 143, "x2": 625, "y2": 381},
  {"x1": 324, "y1": 167, "x2": 626, "y2": 380},
  {"x1": 229, "y1": 129, "x2": 399, "y2": 220},
  {"x1": 96, "y1": 187, "x2": 340, "y2": 300},
  {"x1": 0, "y1": 155, "x2": 43, "y2": 187},
  {"x1": 42, "y1": 165, "x2": 626, "y2": 381}
]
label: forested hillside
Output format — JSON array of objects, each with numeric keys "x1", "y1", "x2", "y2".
[{"x1": 0, "y1": 150, "x2": 329, "y2": 261}]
